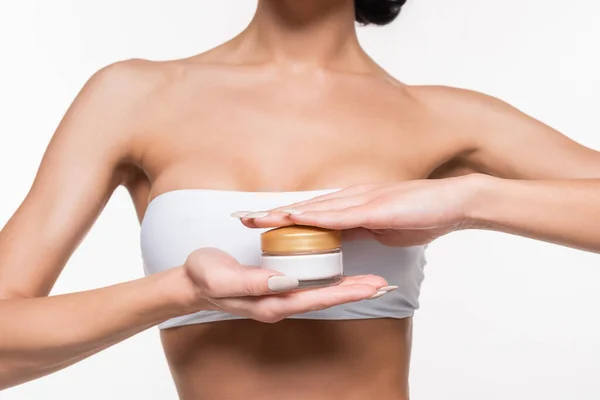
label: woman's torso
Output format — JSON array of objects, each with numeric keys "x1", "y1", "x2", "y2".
[{"x1": 124, "y1": 52, "x2": 467, "y2": 400}]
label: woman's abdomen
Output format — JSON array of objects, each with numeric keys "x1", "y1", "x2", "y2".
[{"x1": 161, "y1": 318, "x2": 412, "y2": 400}]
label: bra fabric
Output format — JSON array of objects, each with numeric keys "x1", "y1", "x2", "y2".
[{"x1": 140, "y1": 189, "x2": 426, "y2": 329}]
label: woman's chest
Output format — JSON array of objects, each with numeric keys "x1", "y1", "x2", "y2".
[{"x1": 135, "y1": 84, "x2": 461, "y2": 194}]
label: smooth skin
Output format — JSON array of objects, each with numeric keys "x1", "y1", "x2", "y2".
[
  {"x1": 241, "y1": 175, "x2": 600, "y2": 253},
  {"x1": 1, "y1": 0, "x2": 600, "y2": 399}
]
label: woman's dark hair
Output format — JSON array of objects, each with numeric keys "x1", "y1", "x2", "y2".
[{"x1": 354, "y1": 0, "x2": 407, "y2": 26}]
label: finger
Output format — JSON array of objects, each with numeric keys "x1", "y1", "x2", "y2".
[
  {"x1": 288, "y1": 205, "x2": 372, "y2": 230},
  {"x1": 338, "y1": 274, "x2": 388, "y2": 288},
  {"x1": 287, "y1": 194, "x2": 370, "y2": 213},
  {"x1": 241, "y1": 193, "x2": 375, "y2": 229},
  {"x1": 270, "y1": 185, "x2": 370, "y2": 211},
  {"x1": 233, "y1": 191, "x2": 349, "y2": 226},
  {"x1": 219, "y1": 282, "x2": 381, "y2": 323},
  {"x1": 256, "y1": 281, "x2": 390, "y2": 321},
  {"x1": 245, "y1": 196, "x2": 369, "y2": 228},
  {"x1": 240, "y1": 211, "x2": 295, "y2": 229},
  {"x1": 213, "y1": 267, "x2": 302, "y2": 298},
  {"x1": 236, "y1": 191, "x2": 360, "y2": 228},
  {"x1": 270, "y1": 184, "x2": 386, "y2": 212},
  {"x1": 234, "y1": 185, "x2": 390, "y2": 228},
  {"x1": 239, "y1": 217, "x2": 260, "y2": 228},
  {"x1": 239, "y1": 197, "x2": 366, "y2": 229},
  {"x1": 280, "y1": 283, "x2": 379, "y2": 313},
  {"x1": 210, "y1": 269, "x2": 387, "y2": 300},
  {"x1": 213, "y1": 273, "x2": 395, "y2": 323}
]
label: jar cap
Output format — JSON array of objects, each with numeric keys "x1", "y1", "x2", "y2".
[{"x1": 261, "y1": 226, "x2": 341, "y2": 254}]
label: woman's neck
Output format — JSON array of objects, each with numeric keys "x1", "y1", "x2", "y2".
[{"x1": 230, "y1": 0, "x2": 373, "y2": 73}]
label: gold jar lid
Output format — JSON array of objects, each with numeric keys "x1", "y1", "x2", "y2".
[{"x1": 261, "y1": 226, "x2": 341, "y2": 254}]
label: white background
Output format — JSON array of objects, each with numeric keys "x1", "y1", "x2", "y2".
[{"x1": 1, "y1": 1, "x2": 599, "y2": 399}]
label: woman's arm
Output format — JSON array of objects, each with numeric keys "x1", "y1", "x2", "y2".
[
  {"x1": 238, "y1": 174, "x2": 600, "y2": 253},
  {"x1": 468, "y1": 175, "x2": 600, "y2": 253},
  {"x1": 0, "y1": 59, "x2": 172, "y2": 387},
  {"x1": 0, "y1": 267, "x2": 196, "y2": 388},
  {"x1": 422, "y1": 85, "x2": 600, "y2": 250},
  {"x1": 0, "y1": 248, "x2": 385, "y2": 389}
]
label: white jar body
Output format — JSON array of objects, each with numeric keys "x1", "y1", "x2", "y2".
[{"x1": 260, "y1": 251, "x2": 343, "y2": 288}]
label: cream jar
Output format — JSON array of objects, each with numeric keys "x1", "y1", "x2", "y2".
[{"x1": 260, "y1": 226, "x2": 343, "y2": 288}]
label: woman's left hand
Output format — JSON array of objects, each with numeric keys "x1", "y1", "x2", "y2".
[{"x1": 237, "y1": 175, "x2": 483, "y2": 247}]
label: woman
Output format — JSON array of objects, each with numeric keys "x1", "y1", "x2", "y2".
[{"x1": 1, "y1": 1, "x2": 599, "y2": 399}]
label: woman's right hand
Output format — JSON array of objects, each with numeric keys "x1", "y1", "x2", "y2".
[{"x1": 182, "y1": 248, "x2": 391, "y2": 323}]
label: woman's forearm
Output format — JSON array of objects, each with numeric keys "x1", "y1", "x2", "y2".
[
  {"x1": 0, "y1": 247, "x2": 384, "y2": 390},
  {"x1": 0, "y1": 267, "x2": 198, "y2": 389},
  {"x1": 468, "y1": 175, "x2": 600, "y2": 253}
]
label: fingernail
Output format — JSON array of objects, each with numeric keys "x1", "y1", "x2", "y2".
[
  {"x1": 245, "y1": 211, "x2": 269, "y2": 219},
  {"x1": 280, "y1": 209, "x2": 303, "y2": 215},
  {"x1": 379, "y1": 285, "x2": 399, "y2": 292},
  {"x1": 268, "y1": 276, "x2": 300, "y2": 292},
  {"x1": 231, "y1": 211, "x2": 252, "y2": 218},
  {"x1": 367, "y1": 290, "x2": 388, "y2": 300}
]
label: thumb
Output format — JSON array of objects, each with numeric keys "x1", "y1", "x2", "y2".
[
  {"x1": 222, "y1": 267, "x2": 300, "y2": 297},
  {"x1": 186, "y1": 248, "x2": 299, "y2": 298}
]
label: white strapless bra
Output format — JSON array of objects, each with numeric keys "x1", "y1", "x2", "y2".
[{"x1": 140, "y1": 189, "x2": 427, "y2": 329}]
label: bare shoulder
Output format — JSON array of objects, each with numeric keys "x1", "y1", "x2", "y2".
[
  {"x1": 41, "y1": 58, "x2": 186, "y2": 183},
  {"x1": 403, "y1": 85, "x2": 598, "y2": 180},
  {"x1": 60, "y1": 58, "x2": 184, "y2": 151},
  {"x1": 406, "y1": 85, "x2": 524, "y2": 123},
  {"x1": 78, "y1": 58, "x2": 178, "y2": 111},
  {"x1": 83, "y1": 56, "x2": 226, "y2": 111},
  {"x1": 405, "y1": 84, "x2": 553, "y2": 147}
]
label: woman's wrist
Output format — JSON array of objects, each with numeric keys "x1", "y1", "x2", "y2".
[
  {"x1": 459, "y1": 173, "x2": 503, "y2": 229},
  {"x1": 151, "y1": 266, "x2": 207, "y2": 319}
]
